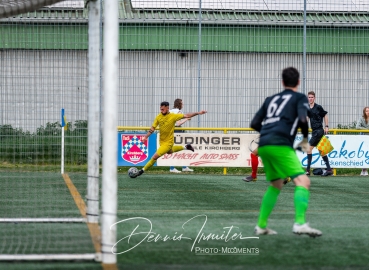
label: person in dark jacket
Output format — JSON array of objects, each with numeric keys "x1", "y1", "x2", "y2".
[{"x1": 305, "y1": 91, "x2": 332, "y2": 176}]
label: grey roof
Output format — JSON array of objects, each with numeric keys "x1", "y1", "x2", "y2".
[
  {"x1": 119, "y1": 9, "x2": 369, "y2": 27},
  {"x1": 130, "y1": 0, "x2": 369, "y2": 13},
  {"x1": 0, "y1": 0, "x2": 368, "y2": 27}
]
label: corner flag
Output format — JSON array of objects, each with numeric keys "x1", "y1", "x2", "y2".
[{"x1": 61, "y1": 108, "x2": 67, "y2": 130}]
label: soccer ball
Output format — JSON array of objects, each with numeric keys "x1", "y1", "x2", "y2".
[{"x1": 128, "y1": 167, "x2": 139, "y2": 178}]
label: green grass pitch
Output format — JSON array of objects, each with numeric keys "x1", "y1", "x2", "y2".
[
  {"x1": 114, "y1": 172, "x2": 369, "y2": 269},
  {"x1": 1, "y1": 172, "x2": 369, "y2": 269}
]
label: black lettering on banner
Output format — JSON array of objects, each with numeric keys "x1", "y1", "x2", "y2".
[
  {"x1": 185, "y1": 137, "x2": 194, "y2": 144},
  {"x1": 173, "y1": 136, "x2": 241, "y2": 146},
  {"x1": 231, "y1": 138, "x2": 240, "y2": 145},
  {"x1": 174, "y1": 136, "x2": 183, "y2": 144}
]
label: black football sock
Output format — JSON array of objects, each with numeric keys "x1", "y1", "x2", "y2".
[
  {"x1": 307, "y1": 154, "x2": 312, "y2": 171},
  {"x1": 322, "y1": 155, "x2": 331, "y2": 170}
]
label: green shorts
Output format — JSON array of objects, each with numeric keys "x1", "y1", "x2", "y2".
[{"x1": 258, "y1": 145, "x2": 305, "y2": 181}]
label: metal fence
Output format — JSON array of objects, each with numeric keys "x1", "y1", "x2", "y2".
[
  {"x1": 0, "y1": 0, "x2": 368, "y2": 264},
  {"x1": 0, "y1": 0, "x2": 368, "y2": 140}
]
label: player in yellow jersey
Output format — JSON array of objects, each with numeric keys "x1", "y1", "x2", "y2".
[{"x1": 133, "y1": 101, "x2": 207, "y2": 177}]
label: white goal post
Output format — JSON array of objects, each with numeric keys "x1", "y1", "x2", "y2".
[{"x1": 0, "y1": 0, "x2": 102, "y2": 262}]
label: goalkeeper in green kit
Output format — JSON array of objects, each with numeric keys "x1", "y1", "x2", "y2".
[{"x1": 250, "y1": 67, "x2": 322, "y2": 237}]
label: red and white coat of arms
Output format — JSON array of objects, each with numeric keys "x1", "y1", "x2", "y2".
[{"x1": 121, "y1": 135, "x2": 148, "y2": 164}]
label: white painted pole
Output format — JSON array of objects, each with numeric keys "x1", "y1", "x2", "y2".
[
  {"x1": 61, "y1": 109, "x2": 65, "y2": 174},
  {"x1": 61, "y1": 128, "x2": 64, "y2": 174},
  {"x1": 87, "y1": 0, "x2": 101, "y2": 224},
  {"x1": 0, "y1": 254, "x2": 96, "y2": 261},
  {"x1": 303, "y1": 0, "x2": 307, "y2": 94},
  {"x1": 0, "y1": 218, "x2": 85, "y2": 223},
  {"x1": 197, "y1": 0, "x2": 202, "y2": 127},
  {"x1": 101, "y1": 0, "x2": 118, "y2": 264}
]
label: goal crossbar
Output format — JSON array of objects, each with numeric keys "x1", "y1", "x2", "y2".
[
  {"x1": 0, "y1": 254, "x2": 98, "y2": 261},
  {"x1": 0, "y1": 218, "x2": 86, "y2": 223}
]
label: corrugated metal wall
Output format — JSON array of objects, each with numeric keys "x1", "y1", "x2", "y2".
[
  {"x1": 119, "y1": 51, "x2": 369, "y2": 130},
  {"x1": 0, "y1": 50, "x2": 87, "y2": 131},
  {"x1": 1, "y1": 49, "x2": 367, "y2": 131}
]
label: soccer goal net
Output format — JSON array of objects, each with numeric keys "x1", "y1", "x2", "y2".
[
  {"x1": 0, "y1": 0, "x2": 98, "y2": 261},
  {"x1": 1, "y1": 0, "x2": 368, "y2": 264}
]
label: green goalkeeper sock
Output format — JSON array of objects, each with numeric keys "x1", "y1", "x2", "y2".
[
  {"x1": 257, "y1": 186, "x2": 280, "y2": 229},
  {"x1": 294, "y1": 186, "x2": 310, "y2": 225},
  {"x1": 172, "y1": 145, "x2": 185, "y2": 152},
  {"x1": 143, "y1": 158, "x2": 156, "y2": 171}
]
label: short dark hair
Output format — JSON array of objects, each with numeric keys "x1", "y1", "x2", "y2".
[
  {"x1": 308, "y1": 91, "x2": 315, "y2": 97},
  {"x1": 160, "y1": 101, "x2": 169, "y2": 107},
  {"x1": 282, "y1": 67, "x2": 299, "y2": 88}
]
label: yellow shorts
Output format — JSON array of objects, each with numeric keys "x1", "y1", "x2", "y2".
[{"x1": 157, "y1": 143, "x2": 174, "y2": 157}]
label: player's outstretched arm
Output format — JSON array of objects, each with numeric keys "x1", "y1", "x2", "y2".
[
  {"x1": 183, "y1": 110, "x2": 207, "y2": 119},
  {"x1": 142, "y1": 126, "x2": 155, "y2": 143}
]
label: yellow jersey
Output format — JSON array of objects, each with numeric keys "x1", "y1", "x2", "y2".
[{"x1": 152, "y1": 112, "x2": 184, "y2": 145}]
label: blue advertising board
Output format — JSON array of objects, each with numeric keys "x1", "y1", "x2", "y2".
[
  {"x1": 117, "y1": 132, "x2": 157, "y2": 166},
  {"x1": 295, "y1": 134, "x2": 369, "y2": 168}
]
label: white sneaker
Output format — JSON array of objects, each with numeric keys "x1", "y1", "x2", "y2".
[
  {"x1": 254, "y1": 225, "x2": 277, "y2": 235},
  {"x1": 293, "y1": 223, "x2": 322, "y2": 237},
  {"x1": 169, "y1": 168, "x2": 181, "y2": 173},
  {"x1": 182, "y1": 167, "x2": 194, "y2": 172},
  {"x1": 360, "y1": 169, "x2": 366, "y2": 176},
  {"x1": 364, "y1": 170, "x2": 368, "y2": 176}
]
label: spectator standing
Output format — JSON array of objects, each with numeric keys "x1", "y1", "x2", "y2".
[
  {"x1": 169, "y1": 99, "x2": 194, "y2": 173},
  {"x1": 356, "y1": 106, "x2": 369, "y2": 176}
]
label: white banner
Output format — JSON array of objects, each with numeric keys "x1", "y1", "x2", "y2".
[
  {"x1": 157, "y1": 133, "x2": 259, "y2": 167},
  {"x1": 156, "y1": 133, "x2": 369, "y2": 169},
  {"x1": 295, "y1": 135, "x2": 369, "y2": 168}
]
